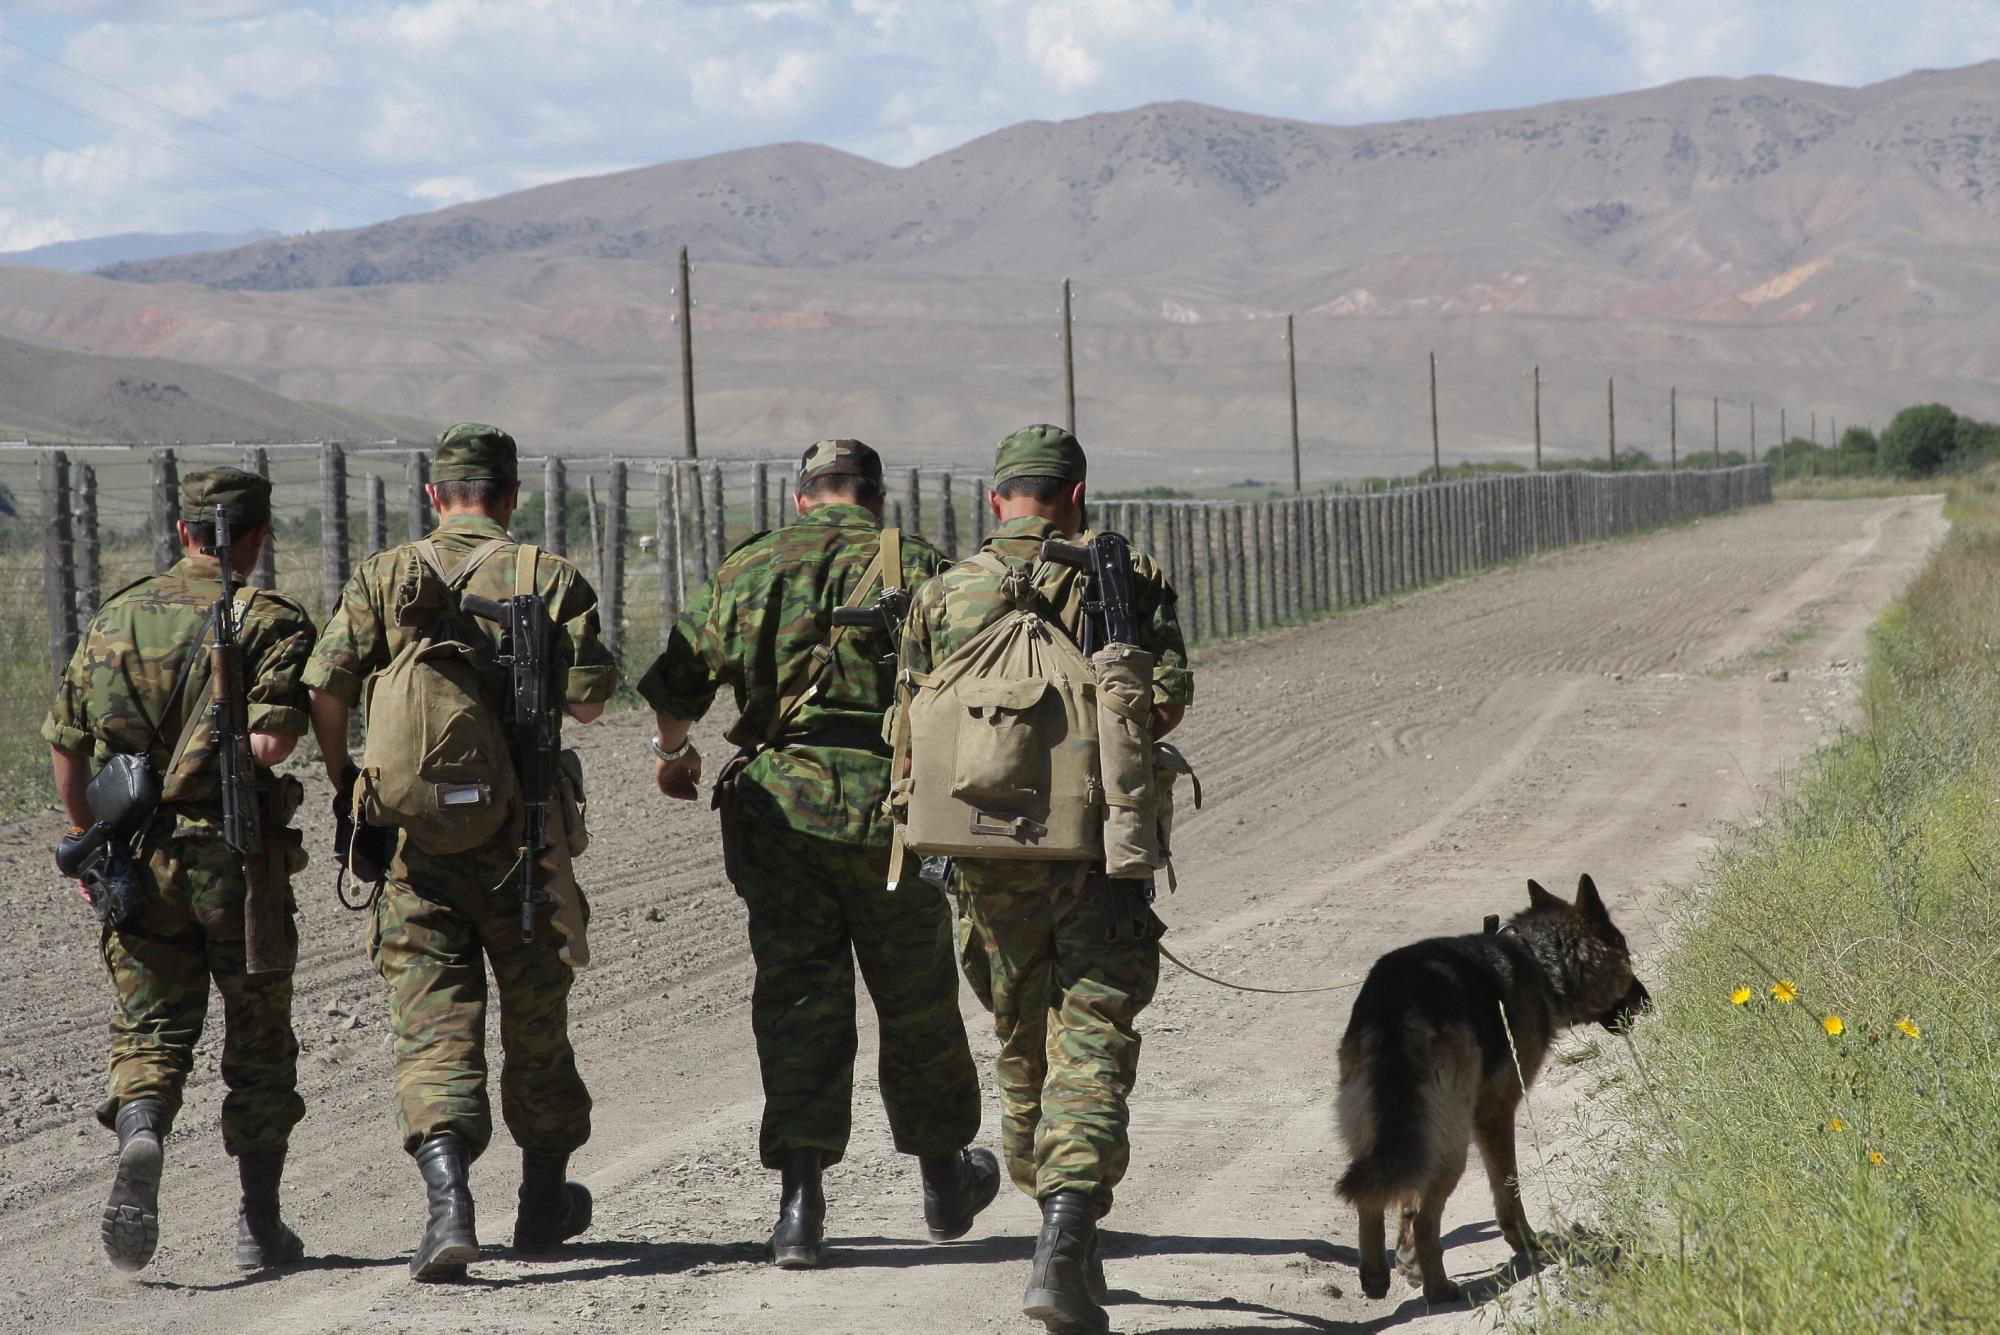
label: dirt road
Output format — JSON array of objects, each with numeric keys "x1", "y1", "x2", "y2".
[{"x1": 0, "y1": 496, "x2": 1943, "y2": 1334}]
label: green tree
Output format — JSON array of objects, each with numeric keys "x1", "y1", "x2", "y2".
[
  {"x1": 1877, "y1": 404, "x2": 1958, "y2": 477},
  {"x1": 1836, "y1": 426, "x2": 1878, "y2": 475}
]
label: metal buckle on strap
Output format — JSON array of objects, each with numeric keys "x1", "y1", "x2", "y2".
[{"x1": 969, "y1": 810, "x2": 1047, "y2": 841}]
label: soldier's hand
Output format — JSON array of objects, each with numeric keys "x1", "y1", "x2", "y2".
[{"x1": 657, "y1": 747, "x2": 702, "y2": 800}]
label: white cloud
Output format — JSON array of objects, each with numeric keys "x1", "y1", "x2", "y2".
[{"x1": 1, "y1": 0, "x2": 1999, "y2": 248}]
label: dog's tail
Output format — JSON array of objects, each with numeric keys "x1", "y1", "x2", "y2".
[{"x1": 1334, "y1": 1020, "x2": 1473, "y2": 1206}]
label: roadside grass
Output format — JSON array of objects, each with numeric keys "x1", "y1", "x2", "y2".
[
  {"x1": 1526, "y1": 480, "x2": 2000, "y2": 1332},
  {"x1": 1775, "y1": 475, "x2": 1950, "y2": 501}
]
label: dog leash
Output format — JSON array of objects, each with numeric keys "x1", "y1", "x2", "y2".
[{"x1": 1157, "y1": 942, "x2": 1362, "y2": 996}]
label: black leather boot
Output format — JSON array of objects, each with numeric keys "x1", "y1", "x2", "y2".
[
  {"x1": 921, "y1": 1146, "x2": 1001, "y2": 1242},
  {"x1": 1086, "y1": 1229, "x2": 1109, "y2": 1304},
  {"x1": 1023, "y1": 1190, "x2": 1108, "y2": 1335},
  {"x1": 768, "y1": 1149, "x2": 825, "y2": 1269},
  {"x1": 513, "y1": 1149, "x2": 593, "y2": 1252},
  {"x1": 233, "y1": 1149, "x2": 305, "y2": 1270},
  {"x1": 103, "y1": 1098, "x2": 166, "y2": 1273},
  {"x1": 410, "y1": 1134, "x2": 479, "y2": 1281}
]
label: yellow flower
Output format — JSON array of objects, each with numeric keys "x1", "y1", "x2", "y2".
[
  {"x1": 1730, "y1": 986, "x2": 1752, "y2": 1005},
  {"x1": 1827, "y1": 1117, "x2": 1846, "y2": 1133},
  {"x1": 1868, "y1": 1150, "x2": 1884, "y2": 1166},
  {"x1": 1895, "y1": 1018, "x2": 1921, "y2": 1039},
  {"x1": 1771, "y1": 979, "x2": 1799, "y2": 1003},
  {"x1": 1822, "y1": 1015, "x2": 1845, "y2": 1037}
]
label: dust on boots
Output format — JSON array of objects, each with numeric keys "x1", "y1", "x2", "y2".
[{"x1": 102, "y1": 1098, "x2": 166, "y2": 1273}]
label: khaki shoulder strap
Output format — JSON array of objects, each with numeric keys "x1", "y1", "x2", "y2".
[
  {"x1": 163, "y1": 586, "x2": 261, "y2": 783},
  {"x1": 416, "y1": 537, "x2": 509, "y2": 590},
  {"x1": 514, "y1": 544, "x2": 541, "y2": 598},
  {"x1": 762, "y1": 529, "x2": 896, "y2": 748}
]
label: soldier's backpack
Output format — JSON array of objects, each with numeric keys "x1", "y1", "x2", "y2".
[
  {"x1": 888, "y1": 547, "x2": 1198, "y2": 883},
  {"x1": 888, "y1": 552, "x2": 1112, "y2": 864},
  {"x1": 352, "y1": 539, "x2": 522, "y2": 855}
]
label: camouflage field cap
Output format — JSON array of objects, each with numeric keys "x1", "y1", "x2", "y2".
[
  {"x1": 797, "y1": 438, "x2": 882, "y2": 486},
  {"x1": 180, "y1": 466, "x2": 272, "y2": 528},
  {"x1": 993, "y1": 424, "x2": 1087, "y2": 485},
  {"x1": 433, "y1": 422, "x2": 519, "y2": 483}
]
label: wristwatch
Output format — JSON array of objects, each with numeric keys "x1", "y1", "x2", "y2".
[{"x1": 650, "y1": 735, "x2": 694, "y2": 762}]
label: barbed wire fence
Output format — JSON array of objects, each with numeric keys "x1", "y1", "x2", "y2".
[{"x1": 10, "y1": 440, "x2": 1773, "y2": 696}]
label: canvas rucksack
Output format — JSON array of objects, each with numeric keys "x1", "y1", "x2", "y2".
[{"x1": 352, "y1": 538, "x2": 524, "y2": 855}]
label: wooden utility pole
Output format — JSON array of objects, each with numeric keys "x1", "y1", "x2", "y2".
[
  {"x1": 1287, "y1": 315, "x2": 1301, "y2": 492},
  {"x1": 1060, "y1": 277, "x2": 1076, "y2": 433},
  {"x1": 1780, "y1": 407, "x2": 1788, "y2": 479},
  {"x1": 1532, "y1": 365, "x2": 1542, "y2": 470},
  {"x1": 1750, "y1": 403, "x2": 1757, "y2": 463},
  {"x1": 1606, "y1": 376, "x2": 1617, "y2": 469},
  {"x1": 1712, "y1": 396, "x2": 1720, "y2": 467},
  {"x1": 1670, "y1": 385, "x2": 1678, "y2": 468},
  {"x1": 1811, "y1": 410, "x2": 1818, "y2": 476},
  {"x1": 677, "y1": 245, "x2": 698, "y2": 459},
  {"x1": 1428, "y1": 351, "x2": 1441, "y2": 481}
]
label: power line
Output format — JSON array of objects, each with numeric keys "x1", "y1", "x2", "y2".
[
  {"x1": 0, "y1": 115, "x2": 286, "y2": 234},
  {"x1": 1, "y1": 74, "x2": 383, "y2": 225},
  {"x1": 0, "y1": 34, "x2": 420, "y2": 211}
]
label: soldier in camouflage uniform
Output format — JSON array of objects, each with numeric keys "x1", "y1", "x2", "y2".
[
  {"x1": 44, "y1": 467, "x2": 316, "y2": 1275},
  {"x1": 897, "y1": 425, "x2": 1192, "y2": 1335},
  {"x1": 641, "y1": 439, "x2": 998, "y2": 1269},
  {"x1": 304, "y1": 424, "x2": 619, "y2": 1281}
]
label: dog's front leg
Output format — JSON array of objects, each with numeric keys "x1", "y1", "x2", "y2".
[{"x1": 1473, "y1": 1101, "x2": 1542, "y2": 1259}]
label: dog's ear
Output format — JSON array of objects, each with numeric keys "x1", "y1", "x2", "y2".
[
  {"x1": 1528, "y1": 879, "x2": 1562, "y2": 912},
  {"x1": 1576, "y1": 874, "x2": 1613, "y2": 929}
]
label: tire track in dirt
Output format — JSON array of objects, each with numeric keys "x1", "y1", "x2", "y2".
[{"x1": 0, "y1": 497, "x2": 1942, "y2": 1334}]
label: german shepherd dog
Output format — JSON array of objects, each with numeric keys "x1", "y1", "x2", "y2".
[{"x1": 1334, "y1": 875, "x2": 1650, "y2": 1303}]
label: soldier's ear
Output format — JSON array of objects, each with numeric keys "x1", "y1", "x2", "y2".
[
  {"x1": 1575, "y1": 874, "x2": 1613, "y2": 929},
  {"x1": 1528, "y1": 879, "x2": 1562, "y2": 912}
]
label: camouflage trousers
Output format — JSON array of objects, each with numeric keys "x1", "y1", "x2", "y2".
[
  {"x1": 368, "y1": 876, "x2": 590, "y2": 1160},
  {"x1": 735, "y1": 819, "x2": 981, "y2": 1170},
  {"x1": 96, "y1": 831, "x2": 303, "y2": 1156},
  {"x1": 953, "y1": 862, "x2": 1160, "y2": 1216}
]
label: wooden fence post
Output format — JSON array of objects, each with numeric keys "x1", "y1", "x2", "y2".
[
  {"x1": 905, "y1": 468, "x2": 923, "y2": 537},
  {"x1": 150, "y1": 447, "x2": 180, "y2": 574},
  {"x1": 940, "y1": 472, "x2": 958, "y2": 556},
  {"x1": 42, "y1": 450, "x2": 76, "y2": 689},
  {"x1": 585, "y1": 474, "x2": 604, "y2": 591},
  {"x1": 320, "y1": 442, "x2": 349, "y2": 614},
  {"x1": 1201, "y1": 506, "x2": 1221, "y2": 636},
  {"x1": 1229, "y1": 504, "x2": 1249, "y2": 634},
  {"x1": 544, "y1": 455, "x2": 568, "y2": 555},
  {"x1": 689, "y1": 465, "x2": 711, "y2": 583},
  {"x1": 657, "y1": 465, "x2": 681, "y2": 631},
  {"x1": 369, "y1": 473, "x2": 387, "y2": 554},
  {"x1": 751, "y1": 461, "x2": 769, "y2": 533},
  {"x1": 241, "y1": 446, "x2": 276, "y2": 589},
  {"x1": 604, "y1": 460, "x2": 626, "y2": 658},
  {"x1": 73, "y1": 463, "x2": 100, "y2": 622},
  {"x1": 706, "y1": 465, "x2": 726, "y2": 573},
  {"x1": 405, "y1": 451, "x2": 432, "y2": 544},
  {"x1": 968, "y1": 476, "x2": 988, "y2": 548}
]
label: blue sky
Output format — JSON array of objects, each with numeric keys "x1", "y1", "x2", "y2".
[{"x1": 2, "y1": 0, "x2": 1998, "y2": 251}]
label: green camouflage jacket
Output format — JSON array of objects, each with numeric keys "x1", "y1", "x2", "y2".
[
  {"x1": 43, "y1": 555, "x2": 316, "y2": 820},
  {"x1": 304, "y1": 514, "x2": 620, "y2": 887},
  {"x1": 897, "y1": 515, "x2": 1194, "y2": 707},
  {"x1": 638, "y1": 502, "x2": 948, "y2": 845}
]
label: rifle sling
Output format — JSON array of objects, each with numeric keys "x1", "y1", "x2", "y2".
[{"x1": 162, "y1": 586, "x2": 263, "y2": 790}]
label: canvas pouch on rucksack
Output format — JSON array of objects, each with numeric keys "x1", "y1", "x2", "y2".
[{"x1": 353, "y1": 538, "x2": 518, "y2": 855}]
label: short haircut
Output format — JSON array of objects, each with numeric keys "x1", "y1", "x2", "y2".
[
  {"x1": 994, "y1": 474, "x2": 1071, "y2": 504},
  {"x1": 181, "y1": 517, "x2": 264, "y2": 551},
  {"x1": 800, "y1": 474, "x2": 885, "y2": 505},
  {"x1": 432, "y1": 478, "x2": 510, "y2": 510}
]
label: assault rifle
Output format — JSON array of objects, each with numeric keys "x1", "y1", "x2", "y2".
[
  {"x1": 830, "y1": 586, "x2": 912, "y2": 659},
  {"x1": 462, "y1": 588, "x2": 556, "y2": 942},
  {"x1": 55, "y1": 754, "x2": 157, "y2": 928},
  {"x1": 209, "y1": 507, "x2": 288, "y2": 974},
  {"x1": 1040, "y1": 531, "x2": 1140, "y2": 652}
]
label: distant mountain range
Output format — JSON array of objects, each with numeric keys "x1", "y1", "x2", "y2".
[
  {"x1": 6, "y1": 65, "x2": 2000, "y2": 477},
  {"x1": 1, "y1": 229, "x2": 278, "y2": 274}
]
